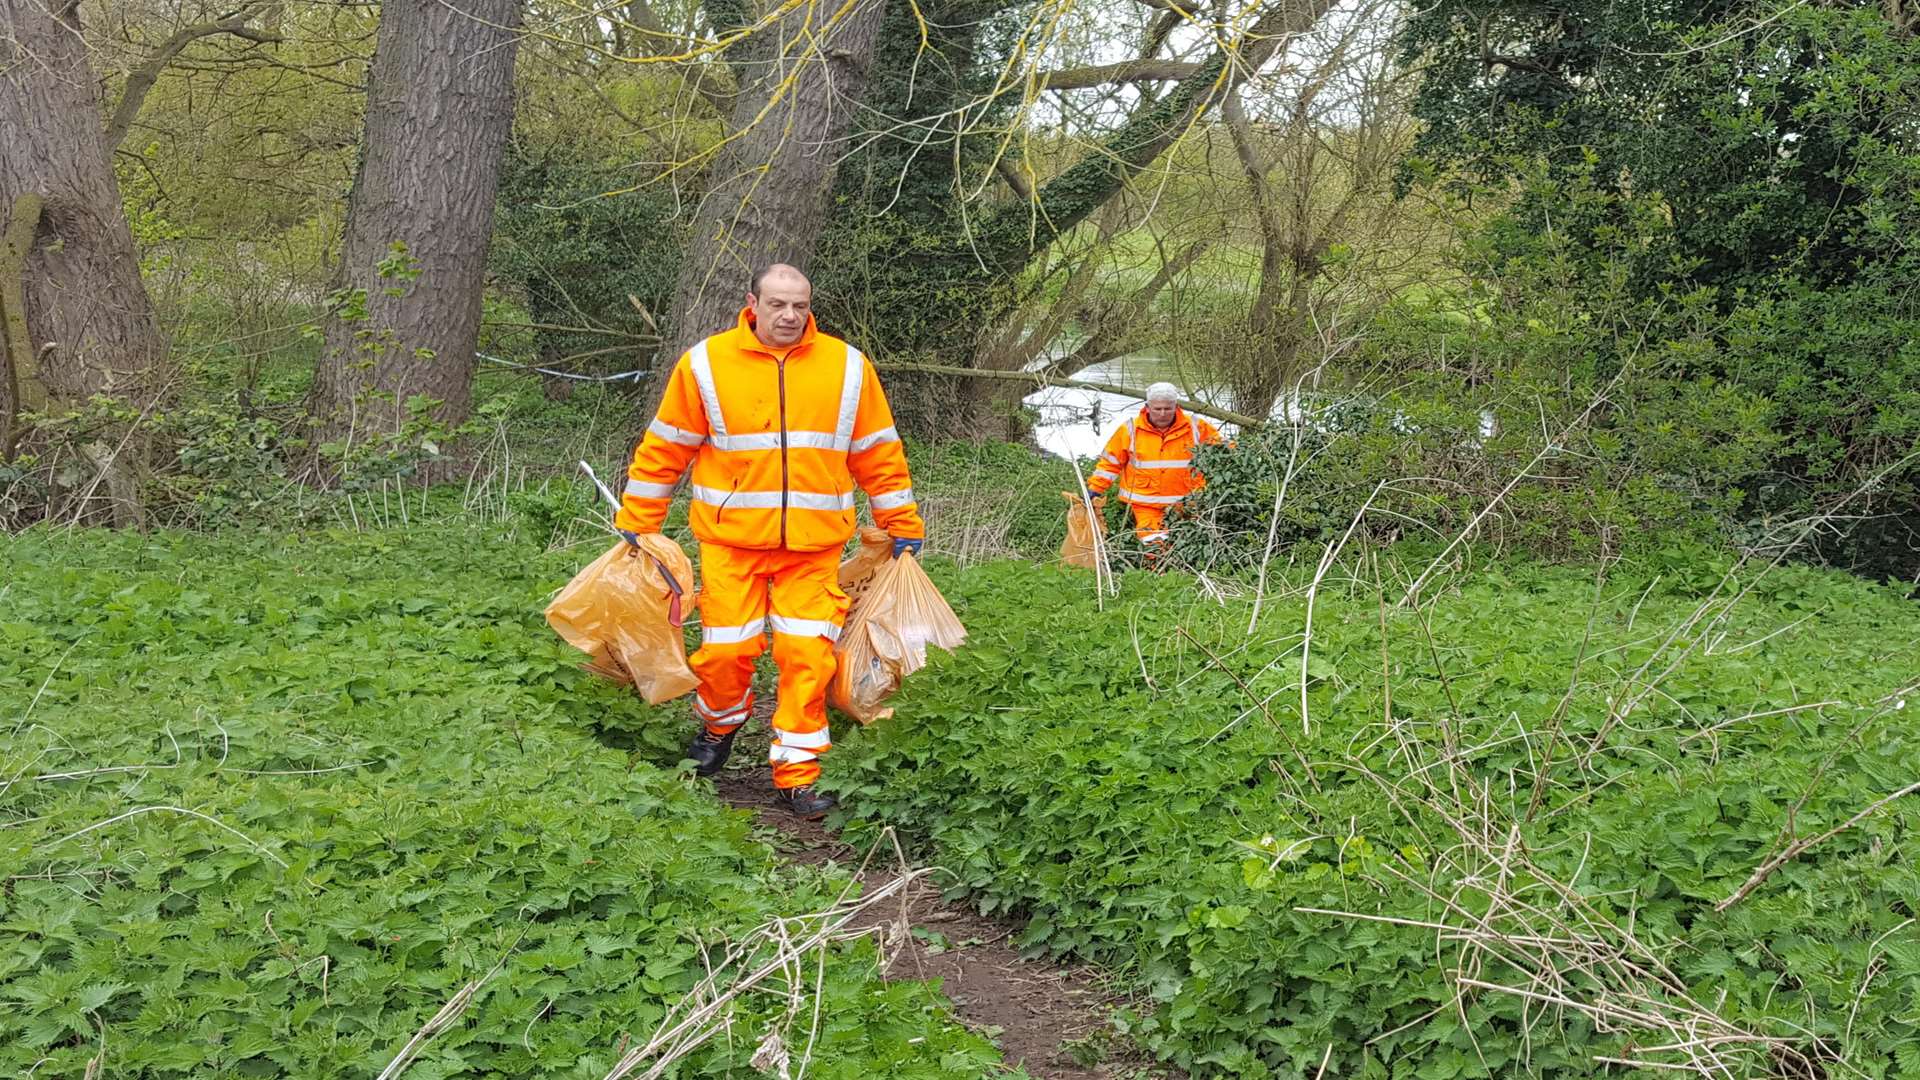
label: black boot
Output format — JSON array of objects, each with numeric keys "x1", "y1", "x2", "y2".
[
  {"x1": 777, "y1": 784, "x2": 837, "y2": 820},
  {"x1": 686, "y1": 727, "x2": 737, "y2": 777}
]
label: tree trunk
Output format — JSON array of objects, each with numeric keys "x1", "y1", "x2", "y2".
[
  {"x1": 0, "y1": 0, "x2": 168, "y2": 415},
  {"x1": 658, "y1": 0, "x2": 890, "y2": 373},
  {"x1": 309, "y1": 0, "x2": 522, "y2": 460},
  {"x1": 1234, "y1": 276, "x2": 1311, "y2": 420},
  {"x1": 1223, "y1": 90, "x2": 1325, "y2": 419}
]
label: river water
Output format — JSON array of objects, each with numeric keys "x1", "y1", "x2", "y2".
[
  {"x1": 1023, "y1": 354, "x2": 1496, "y2": 462},
  {"x1": 1023, "y1": 353, "x2": 1228, "y2": 461}
]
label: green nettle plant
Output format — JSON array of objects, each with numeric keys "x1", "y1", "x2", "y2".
[
  {"x1": 0, "y1": 527, "x2": 1010, "y2": 1078},
  {"x1": 831, "y1": 557, "x2": 1920, "y2": 1077}
]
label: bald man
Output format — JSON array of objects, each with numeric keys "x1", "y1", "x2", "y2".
[{"x1": 613, "y1": 264, "x2": 924, "y2": 818}]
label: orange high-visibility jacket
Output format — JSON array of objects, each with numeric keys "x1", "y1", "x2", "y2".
[
  {"x1": 616, "y1": 309, "x2": 924, "y2": 553},
  {"x1": 1085, "y1": 406, "x2": 1222, "y2": 508}
]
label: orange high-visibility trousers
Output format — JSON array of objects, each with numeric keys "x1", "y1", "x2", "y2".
[
  {"x1": 690, "y1": 543, "x2": 849, "y2": 788},
  {"x1": 1129, "y1": 503, "x2": 1170, "y2": 547}
]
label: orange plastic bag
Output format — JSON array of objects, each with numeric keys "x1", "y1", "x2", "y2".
[
  {"x1": 1059, "y1": 491, "x2": 1106, "y2": 568},
  {"x1": 831, "y1": 531, "x2": 966, "y2": 723},
  {"x1": 838, "y1": 527, "x2": 895, "y2": 598},
  {"x1": 546, "y1": 534, "x2": 700, "y2": 704}
]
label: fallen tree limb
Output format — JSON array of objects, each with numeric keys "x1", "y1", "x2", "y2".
[{"x1": 872, "y1": 361, "x2": 1267, "y2": 428}]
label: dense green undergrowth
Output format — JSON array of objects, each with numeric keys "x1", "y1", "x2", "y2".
[
  {"x1": 830, "y1": 554, "x2": 1920, "y2": 1077},
  {"x1": 0, "y1": 527, "x2": 1008, "y2": 1078}
]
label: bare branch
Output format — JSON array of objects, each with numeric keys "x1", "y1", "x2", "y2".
[
  {"x1": 993, "y1": 156, "x2": 1033, "y2": 202},
  {"x1": 1716, "y1": 780, "x2": 1920, "y2": 912},
  {"x1": 1033, "y1": 59, "x2": 1203, "y2": 90},
  {"x1": 106, "y1": 11, "x2": 283, "y2": 152},
  {"x1": 985, "y1": 0, "x2": 1339, "y2": 268}
]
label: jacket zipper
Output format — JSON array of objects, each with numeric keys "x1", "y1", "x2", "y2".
[{"x1": 777, "y1": 356, "x2": 790, "y2": 548}]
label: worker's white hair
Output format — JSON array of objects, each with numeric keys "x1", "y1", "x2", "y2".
[{"x1": 1145, "y1": 382, "x2": 1181, "y2": 404}]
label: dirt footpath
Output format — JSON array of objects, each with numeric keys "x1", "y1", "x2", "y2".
[{"x1": 710, "y1": 756, "x2": 1172, "y2": 1079}]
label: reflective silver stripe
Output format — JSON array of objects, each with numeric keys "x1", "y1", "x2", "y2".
[
  {"x1": 703, "y1": 711, "x2": 748, "y2": 729},
  {"x1": 1139, "y1": 532, "x2": 1169, "y2": 543},
  {"x1": 1118, "y1": 488, "x2": 1185, "y2": 506},
  {"x1": 687, "y1": 339, "x2": 727, "y2": 437},
  {"x1": 709, "y1": 432, "x2": 783, "y2": 452},
  {"x1": 1099, "y1": 453, "x2": 1119, "y2": 466},
  {"x1": 706, "y1": 430, "x2": 843, "y2": 452},
  {"x1": 701, "y1": 619, "x2": 765, "y2": 645},
  {"x1": 1128, "y1": 423, "x2": 1137, "y2": 452},
  {"x1": 849, "y1": 425, "x2": 898, "y2": 454},
  {"x1": 1091, "y1": 469, "x2": 1119, "y2": 483},
  {"x1": 789, "y1": 490, "x2": 855, "y2": 511},
  {"x1": 691, "y1": 485, "x2": 780, "y2": 509},
  {"x1": 688, "y1": 340, "x2": 860, "y2": 454},
  {"x1": 834, "y1": 347, "x2": 864, "y2": 449},
  {"x1": 624, "y1": 478, "x2": 676, "y2": 499},
  {"x1": 648, "y1": 418, "x2": 704, "y2": 447},
  {"x1": 787, "y1": 430, "x2": 844, "y2": 451},
  {"x1": 775, "y1": 727, "x2": 832, "y2": 750},
  {"x1": 689, "y1": 486, "x2": 853, "y2": 511},
  {"x1": 769, "y1": 615, "x2": 842, "y2": 640},
  {"x1": 696, "y1": 689, "x2": 753, "y2": 717},
  {"x1": 869, "y1": 487, "x2": 915, "y2": 511},
  {"x1": 1133, "y1": 458, "x2": 1192, "y2": 470},
  {"x1": 768, "y1": 745, "x2": 818, "y2": 764}
]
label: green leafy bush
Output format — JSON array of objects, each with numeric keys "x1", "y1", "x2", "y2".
[
  {"x1": 906, "y1": 438, "x2": 1075, "y2": 561},
  {"x1": 1401, "y1": 1, "x2": 1920, "y2": 578},
  {"x1": 0, "y1": 527, "x2": 1007, "y2": 1078},
  {"x1": 829, "y1": 557, "x2": 1920, "y2": 1077},
  {"x1": 1169, "y1": 164, "x2": 1785, "y2": 571}
]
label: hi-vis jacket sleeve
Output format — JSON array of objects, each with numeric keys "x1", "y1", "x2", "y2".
[
  {"x1": 614, "y1": 356, "x2": 707, "y2": 534},
  {"x1": 1086, "y1": 425, "x2": 1131, "y2": 494},
  {"x1": 1197, "y1": 417, "x2": 1223, "y2": 444},
  {"x1": 847, "y1": 360, "x2": 924, "y2": 539}
]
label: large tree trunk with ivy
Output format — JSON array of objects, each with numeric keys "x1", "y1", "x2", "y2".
[
  {"x1": 657, "y1": 0, "x2": 890, "y2": 374},
  {"x1": 308, "y1": 0, "x2": 521, "y2": 461},
  {"x1": 0, "y1": 0, "x2": 168, "y2": 436}
]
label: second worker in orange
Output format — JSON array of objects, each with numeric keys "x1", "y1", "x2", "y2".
[{"x1": 614, "y1": 264, "x2": 924, "y2": 819}]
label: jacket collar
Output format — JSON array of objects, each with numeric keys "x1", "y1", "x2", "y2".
[{"x1": 730, "y1": 305, "x2": 819, "y2": 357}]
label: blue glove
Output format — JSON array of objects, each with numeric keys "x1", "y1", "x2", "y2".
[{"x1": 891, "y1": 536, "x2": 924, "y2": 560}]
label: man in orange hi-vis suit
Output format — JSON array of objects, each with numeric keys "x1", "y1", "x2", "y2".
[
  {"x1": 1085, "y1": 382, "x2": 1221, "y2": 558},
  {"x1": 614, "y1": 264, "x2": 924, "y2": 819}
]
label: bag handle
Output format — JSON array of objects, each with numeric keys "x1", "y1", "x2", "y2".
[
  {"x1": 651, "y1": 555, "x2": 686, "y2": 628},
  {"x1": 581, "y1": 461, "x2": 688, "y2": 628}
]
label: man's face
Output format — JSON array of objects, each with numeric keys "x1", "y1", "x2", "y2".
[
  {"x1": 1146, "y1": 400, "x2": 1177, "y2": 428},
  {"x1": 748, "y1": 273, "x2": 812, "y2": 349}
]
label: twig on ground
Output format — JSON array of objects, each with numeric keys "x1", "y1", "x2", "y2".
[
  {"x1": 1300, "y1": 481, "x2": 1385, "y2": 735},
  {"x1": 1715, "y1": 780, "x2": 1920, "y2": 913},
  {"x1": 377, "y1": 936, "x2": 522, "y2": 1080},
  {"x1": 43, "y1": 805, "x2": 289, "y2": 869}
]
